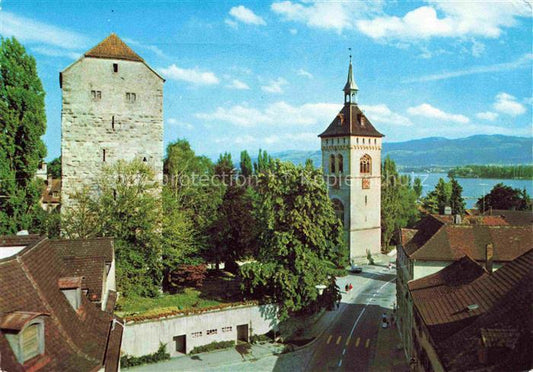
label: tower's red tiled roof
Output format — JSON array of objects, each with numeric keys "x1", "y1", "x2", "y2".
[
  {"x1": 319, "y1": 103, "x2": 384, "y2": 138},
  {"x1": 85, "y1": 33, "x2": 144, "y2": 62}
]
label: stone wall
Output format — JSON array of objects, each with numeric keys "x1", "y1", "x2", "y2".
[
  {"x1": 60, "y1": 57, "x2": 164, "y2": 212},
  {"x1": 121, "y1": 304, "x2": 278, "y2": 357}
]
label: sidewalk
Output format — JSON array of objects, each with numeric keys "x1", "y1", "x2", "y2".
[{"x1": 370, "y1": 324, "x2": 409, "y2": 372}]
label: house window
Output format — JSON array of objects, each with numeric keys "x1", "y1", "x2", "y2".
[
  {"x1": 329, "y1": 154, "x2": 336, "y2": 174},
  {"x1": 337, "y1": 154, "x2": 344, "y2": 173},
  {"x1": 360, "y1": 154, "x2": 372, "y2": 174},
  {"x1": 126, "y1": 92, "x2": 136, "y2": 103},
  {"x1": 113, "y1": 63, "x2": 118, "y2": 73},
  {"x1": 21, "y1": 323, "x2": 41, "y2": 361},
  {"x1": 91, "y1": 90, "x2": 101, "y2": 101},
  {"x1": 207, "y1": 329, "x2": 217, "y2": 335},
  {"x1": 191, "y1": 331, "x2": 202, "y2": 338},
  {"x1": 222, "y1": 326, "x2": 232, "y2": 333}
]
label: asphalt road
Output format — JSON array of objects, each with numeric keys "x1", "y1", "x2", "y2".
[{"x1": 304, "y1": 270, "x2": 396, "y2": 372}]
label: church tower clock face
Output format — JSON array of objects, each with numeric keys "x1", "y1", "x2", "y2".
[{"x1": 318, "y1": 58, "x2": 384, "y2": 260}]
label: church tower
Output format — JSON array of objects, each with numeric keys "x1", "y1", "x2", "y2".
[
  {"x1": 319, "y1": 59, "x2": 384, "y2": 260},
  {"x1": 60, "y1": 34, "x2": 164, "y2": 212}
]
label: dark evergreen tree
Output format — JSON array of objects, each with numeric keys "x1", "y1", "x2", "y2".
[
  {"x1": 239, "y1": 150, "x2": 253, "y2": 178},
  {"x1": 450, "y1": 178, "x2": 465, "y2": 215}
]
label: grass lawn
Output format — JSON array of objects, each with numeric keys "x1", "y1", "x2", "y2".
[{"x1": 116, "y1": 270, "x2": 244, "y2": 318}]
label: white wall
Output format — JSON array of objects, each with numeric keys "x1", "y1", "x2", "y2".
[{"x1": 121, "y1": 304, "x2": 278, "y2": 357}]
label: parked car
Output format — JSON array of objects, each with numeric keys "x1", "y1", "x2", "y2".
[{"x1": 350, "y1": 264, "x2": 363, "y2": 273}]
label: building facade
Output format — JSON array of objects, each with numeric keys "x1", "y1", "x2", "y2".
[
  {"x1": 60, "y1": 34, "x2": 164, "y2": 212},
  {"x1": 319, "y1": 60, "x2": 384, "y2": 259}
]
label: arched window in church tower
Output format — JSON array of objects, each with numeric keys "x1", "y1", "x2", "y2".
[
  {"x1": 360, "y1": 154, "x2": 372, "y2": 174},
  {"x1": 330, "y1": 154, "x2": 336, "y2": 173},
  {"x1": 337, "y1": 154, "x2": 344, "y2": 173},
  {"x1": 332, "y1": 199, "x2": 345, "y2": 225}
]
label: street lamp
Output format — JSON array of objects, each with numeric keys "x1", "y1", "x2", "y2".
[{"x1": 315, "y1": 284, "x2": 327, "y2": 296}]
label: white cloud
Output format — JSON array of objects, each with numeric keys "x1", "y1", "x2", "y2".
[
  {"x1": 356, "y1": 0, "x2": 531, "y2": 42},
  {"x1": 360, "y1": 104, "x2": 413, "y2": 126},
  {"x1": 493, "y1": 92, "x2": 526, "y2": 116},
  {"x1": 271, "y1": 1, "x2": 382, "y2": 33},
  {"x1": 261, "y1": 78, "x2": 288, "y2": 94},
  {"x1": 234, "y1": 135, "x2": 256, "y2": 145},
  {"x1": 167, "y1": 118, "x2": 193, "y2": 130},
  {"x1": 407, "y1": 103, "x2": 469, "y2": 123},
  {"x1": 297, "y1": 68, "x2": 313, "y2": 79},
  {"x1": 123, "y1": 38, "x2": 167, "y2": 59},
  {"x1": 289, "y1": 28, "x2": 298, "y2": 35},
  {"x1": 475, "y1": 111, "x2": 499, "y2": 121},
  {"x1": 225, "y1": 19, "x2": 238, "y2": 29},
  {"x1": 0, "y1": 11, "x2": 91, "y2": 49},
  {"x1": 31, "y1": 46, "x2": 80, "y2": 60},
  {"x1": 227, "y1": 79, "x2": 250, "y2": 90},
  {"x1": 471, "y1": 39, "x2": 485, "y2": 57},
  {"x1": 196, "y1": 101, "x2": 339, "y2": 128},
  {"x1": 229, "y1": 5, "x2": 266, "y2": 25},
  {"x1": 404, "y1": 53, "x2": 533, "y2": 82},
  {"x1": 159, "y1": 64, "x2": 219, "y2": 85}
]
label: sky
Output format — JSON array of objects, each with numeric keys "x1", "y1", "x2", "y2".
[{"x1": 0, "y1": 0, "x2": 532, "y2": 161}]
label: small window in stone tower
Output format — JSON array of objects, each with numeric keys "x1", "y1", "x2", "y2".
[
  {"x1": 91, "y1": 90, "x2": 101, "y2": 101},
  {"x1": 365, "y1": 195, "x2": 368, "y2": 205},
  {"x1": 360, "y1": 154, "x2": 372, "y2": 174},
  {"x1": 362, "y1": 138, "x2": 365, "y2": 144},
  {"x1": 337, "y1": 154, "x2": 344, "y2": 173},
  {"x1": 102, "y1": 149, "x2": 106, "y2": 162},
  {"x1": 142, "y1": 157, "x2": 147, "y2": 162},
  {"x1": 330, "y1": 154, "x2": 336, "y2": 173},
  {"x1": 126, "y1": 92, "x2": 136, "y2": 103},
  {"x1": 113, "y1": 63, "x2": 118, "y2": 73},
  {"x1": 374, "y1": 139, "x2": 377, "y2": 145},
  {"x1": 111, "y1": 115, "x2": 115, "y2": 131}
]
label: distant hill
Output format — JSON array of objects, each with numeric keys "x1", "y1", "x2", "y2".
[{"x1": 271, "y1": 135, "x2": 532, "y2": 169}]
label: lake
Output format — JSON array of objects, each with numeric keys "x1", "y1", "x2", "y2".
[{"x1": 402, "y1": 172, "x2": 533, "y2": 209}]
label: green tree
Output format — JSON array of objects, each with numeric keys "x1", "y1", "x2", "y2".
[
  {"x1": 0, "y1": 37, "x2": 47, "y2": 234},
  {"x1": 381, "y1": 156, "x2": 418, "y2": 248},
  {"x1": 477, "y1": 183, "x2": 532, "y2": 212},
  {"x1": 239, "y1": 150, "x2": 253, "y2": 178},
  {"x1": 208, "y1": 185, "x2": 259, "y2": 272},
  {"x1": 450, "y1": 178, "x2": 465, "y2": 215},
  {"x1": 62, "y1": 160, "x2": 162, "y2": 297},
  {"x1": 413, "y1": 177, "x2": 423, "y2": 199},
  {"x1": 214, "y1": 152, "x2": 234, "y2": 185},
  {"x1": 254, "y1": 149, "x2": 272, "y2": 174},
  {"x1": 240, "y1": 160, "x2": 344, "y2": 319},
  {"x1": 422, "y1": 178, "x2": 451, "y2": 214},
  {"x1": 47, "y1": 156, "x2": 61, "y2": 178},
  {"x1": 163, "y1": 139, "x2": 223, "y2": 252}
]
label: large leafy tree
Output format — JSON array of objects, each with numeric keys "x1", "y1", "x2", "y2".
[
  {"x1": 381, "y1": 156, "x2": 418, "y2": 248},
  {"x1": 62, "y1": 160, "x2": 163, "y2": 297},
  {"x1": 0, "y1": 37, "x2": 47, "y2": 234},
  {"x1": 422, "y1": 178, "x2": 451, "y2": 214},
  {"x1": 477, "y1": 183, "x2": 531, "y2": 212},
  {"x1": 208, "y1": 185, "x2": 259, "y2": 272},
  {"x1": 47, "y1": 156, "x2": 61, "y2": 178},
  {"x1": 163, "y1": 139, "x2": 224, "y2": 252},
  {"x1": 240, "y1": 160, "x2": 344, "y2": 319}
]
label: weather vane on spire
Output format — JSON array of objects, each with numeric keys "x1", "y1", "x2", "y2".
[{"x1": 348, "y1": 47, "x2": 352, "y2": 62}]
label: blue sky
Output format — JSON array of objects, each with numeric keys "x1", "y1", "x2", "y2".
[{"x1": 1, "y1": 0, "x2": 531, "y2": 161}]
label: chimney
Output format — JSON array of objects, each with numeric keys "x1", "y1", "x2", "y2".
[
  {"x1": 454, "y1": 214, "x2": 462, "y2": 224},
  {"x1": 47, "y1": 175, "x2": 53, "y2": 191},
  {"x1": 485, "y1": 243, "x2": 494, "y2": 273}
]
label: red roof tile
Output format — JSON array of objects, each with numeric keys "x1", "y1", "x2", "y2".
[
  {"x1": 319, "y1": 103, "x2": 384, "y2": 138},
  {"x1": 85, "y1": 33, "x2": 143, "y2": 62},
  {"x1": 0, "y1": 236, "x2": 121, "y2": 371}
]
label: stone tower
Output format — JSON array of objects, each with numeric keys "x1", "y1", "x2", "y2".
[
  {"x1": 60, "y1": 34, "x2": 164, "y2": 212},
  {"x1": 319, "y1": 59, "x2": 384, "y2": 260}
]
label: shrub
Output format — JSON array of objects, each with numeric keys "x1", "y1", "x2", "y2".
[
  {"x1": 189, "y1": 340, "x2": 235, "y2": 354},
  {"x1": 250, "y1": 334, "x2": 272, "y2": 344},
  {"x1": 168, "y1": 264, "x2": 207, "y2": 289},
  {"x1": 120, "y1": 343, "x2": 170, "y2": 368}
]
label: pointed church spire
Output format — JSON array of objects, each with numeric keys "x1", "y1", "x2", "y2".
[{"x1": 343, "y1": 54, "x2": 358, "y2": 105}]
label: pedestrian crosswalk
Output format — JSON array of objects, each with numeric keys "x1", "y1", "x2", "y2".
[{"x1": 326, "y1": 335, "x2": 371, "y2": 348}]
